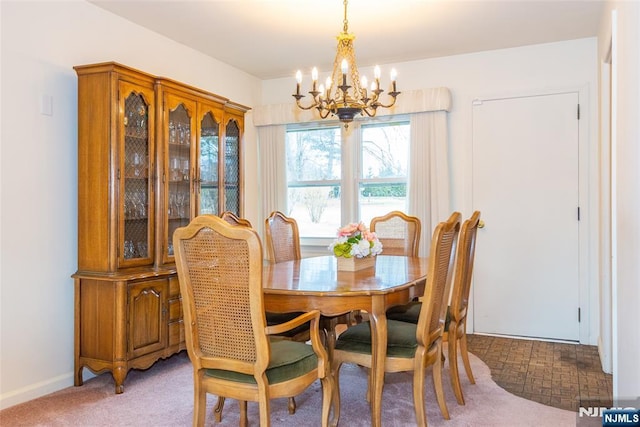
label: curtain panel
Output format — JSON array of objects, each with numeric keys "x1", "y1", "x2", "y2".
[{"x1": 254, "y1": 87, "x2": 452, "y2": 257}]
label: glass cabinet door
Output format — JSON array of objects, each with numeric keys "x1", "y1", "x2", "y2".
[
  {"x1": 120, "y1": 83, "x2": 154, "y2": 266},
  {"x1": 224, "y1": 119, "x2": 240, "y2": 214},
  {"x1": 198, "y1": 111, "x2": 220, "y2": 215},
  {"x1": 165, "y1": 101, "x2": 194, "y2": 258}
]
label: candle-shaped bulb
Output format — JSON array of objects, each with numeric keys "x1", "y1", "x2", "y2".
[
  {"x1": 371, "y1": 81, "x2": 377, "y2": 91},
  {"x1": 390, "y1": 68, "x2": 397, "y2": 82},
  {"x1": 361, "y1": 76, "x2": 368, "y2": 94},
  {"x1": 311, "y1": 67, "x2": 318, "y2": 91},
  {"x1": 295, "y1": 70, "x2": 302, "y2": 95},
  {"x1": 374, "y1": 65, "x2": 381, "y2": 80},
  {"x1": 341, "y1": 59, "x2": 348, "y2": 75}
]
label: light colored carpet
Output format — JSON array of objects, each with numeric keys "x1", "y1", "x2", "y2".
[{"x1": 0, "y1": 351, "x2": 577, "y2": 426}]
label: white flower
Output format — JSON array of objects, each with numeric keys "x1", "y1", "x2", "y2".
[{"x1": 351, "y1": 239, "x2": 372, "y2": 258}]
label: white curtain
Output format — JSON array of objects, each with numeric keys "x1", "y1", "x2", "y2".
[
  {"x1": 254, "y1": 87, "x2": 452, "y2": 256},
  {"x1": 257, "y1": 125, "x2": 286, "y2": 235},
  {"x1": 408, "y1": 111, "x2": 451, "y2": 256}
]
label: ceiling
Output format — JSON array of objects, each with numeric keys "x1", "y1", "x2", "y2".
[{"x1": 90, "y1": 0, "x2": 605, "y2": 80}]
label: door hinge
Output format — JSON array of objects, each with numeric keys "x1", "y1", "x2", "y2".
[
  {"x1": 578, "y1": 307, "x2": 581, "y2": 322},
  {"x1": 577, "y1": 104, "x2": 580, "y2": 120}
]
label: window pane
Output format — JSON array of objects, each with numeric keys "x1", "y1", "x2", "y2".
[
  {"x1": 361, "y1": 123, "x2": 409, "y2": 179},
  {"x1": 288, "y1": 186, "x2": 341, "y2": 238},
  {"x1": 286, "y1": 127, "x2": 341, "y2": 181},
  {"x1": 359, "y1": 183, "x2": 407, "y2": 226}
]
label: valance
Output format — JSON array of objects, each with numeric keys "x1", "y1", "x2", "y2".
[{"x1": 253, "y1": 87, "x2": 452, "y2": 127}]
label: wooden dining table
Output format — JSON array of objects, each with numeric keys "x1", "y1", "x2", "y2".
[{"x1": 263, "y1": 254, "x2": 428, "y2": 427}]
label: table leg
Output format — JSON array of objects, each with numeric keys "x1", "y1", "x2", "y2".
[{"x1": 369, "y1": 300, "x2": 387, "y2": 427}]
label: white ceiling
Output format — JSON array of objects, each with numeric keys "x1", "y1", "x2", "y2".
[{"x1": 90, "y1": 0, "x2": 605, "y2": 80}]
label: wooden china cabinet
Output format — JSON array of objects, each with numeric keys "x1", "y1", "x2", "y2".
[{"x1": 72, "y1": 62, "x2": 249, "y2": 393}]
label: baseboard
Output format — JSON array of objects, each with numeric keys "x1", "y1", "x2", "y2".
[
  {"x1": 473, "y1": 331, "x2": 580, "y2": 345},
  {"x1": 1, "y1": 372, "x2": 74, "y2": 410}
]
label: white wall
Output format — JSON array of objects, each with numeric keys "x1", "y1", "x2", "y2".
[
  {"x1": 262, "y1": 38, "x2": 600, "y2": 342},
  {"x1": 597, "y1": 0, "x2": 640, "y2": 403},
  {"x1": 0, "y1": 0, "x2": 261, "y2": 409}
]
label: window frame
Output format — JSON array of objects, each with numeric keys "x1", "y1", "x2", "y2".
[{"x1": 285, "y1": 115, "x2": 410, "y2": 247}]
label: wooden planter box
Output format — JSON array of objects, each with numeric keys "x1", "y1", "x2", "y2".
[{"x1": 336, "y1": 256, "x2": 376, "y2": 272}]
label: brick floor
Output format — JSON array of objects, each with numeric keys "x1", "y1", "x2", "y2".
[{"x1": 467, "y1": 334, "x2": 613, "y2": 411}]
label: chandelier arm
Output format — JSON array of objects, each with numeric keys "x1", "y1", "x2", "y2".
[
  {"x1": 374, "y1": 94, "x2": 400, "y2": 109},
  {"x1": 294, "y1": 97, "x2": 321, "y2": 111}
]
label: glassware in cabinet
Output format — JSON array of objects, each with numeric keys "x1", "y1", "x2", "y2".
[
  {"x1": 120, "y1": 84, "x2": 154, "y2": 267},
  {"x1": 197, "y1": 110, "x2": 220, "y2": 215}
]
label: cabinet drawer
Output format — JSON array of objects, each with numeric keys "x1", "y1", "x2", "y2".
[
  {"x1": 168, "y1": 320, "x2": 185, "y2": 347},
  {"x1": 168, "y1": 297, "x2": 182, "y2": 321}
]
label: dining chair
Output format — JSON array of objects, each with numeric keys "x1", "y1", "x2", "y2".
[
  {"x1": 386, "y1": 211, "x2": 481, "y2": 406},
  {"x1": 264, "y1": 211, "x2": 354, "y2": 350},
  {"x1": 264, "y1": 210, "x2": 301, "y2": 263},
  {"x1": 219, "y1": 210, "x2": 308, "y2": 419},
  {"x1": 220, "y1": 210, "x2": 253, "y2": 228},
  {"x1": 370, "y1": 210, "x2": 421, "y2": 257},
  {"x1": 173, "y1": 215, "x2": 332, "y2": 427},
  {"x1": 331, "y1": 211, "x2": 461, "y2": 426},
  {"x1": 357, "y1": 210, "x2": 422, "y2": 323}
]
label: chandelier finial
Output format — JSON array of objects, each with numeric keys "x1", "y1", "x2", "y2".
[{"x1": 293, "y1": 0, "x2": 400, "y2": 126}]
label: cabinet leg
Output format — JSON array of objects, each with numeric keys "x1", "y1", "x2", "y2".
[
  {"x1": 113, "y1": 366, "x2": 127, "y2": 394},
  {"x1": 74, "y1": 365, "x2": 84, "y2": 386}
]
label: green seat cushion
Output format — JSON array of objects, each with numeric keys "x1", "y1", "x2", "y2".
[
  {"x1": 386, "y1": 303, "x2": 452, "y2": 331},
  {"x1": 335, "y1": 320, "x2": 418, "y2": 358},
  {"x1": 205, "y1": 340, "x2": 318, "y2": 384},
  {"x1": 386, "y1": 301, "x2": 421, "y2": 323}
]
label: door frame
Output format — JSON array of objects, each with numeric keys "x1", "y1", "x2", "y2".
[{"x1": 465, "y1": 84, "x2": 596, "y2": 345}]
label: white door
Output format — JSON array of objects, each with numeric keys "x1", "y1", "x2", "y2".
[{"x1": 472, "y1": 92, "x2": 580, "y2": 341}]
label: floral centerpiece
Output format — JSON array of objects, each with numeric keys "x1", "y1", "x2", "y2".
[{"x1": 329, "y1": 222, "x2": 383, "y2": 271}]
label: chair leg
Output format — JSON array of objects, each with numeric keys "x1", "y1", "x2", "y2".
[
  {"x1": 239, "y1": 400, "x2": 248, "y2": 427},
  {"x1": 459, "y1": 331, "x2": 476, "y2": 384},
  {"x1": 213, "y1": 396, "x2": 225, "y2": 423},
  {"x1": 448, "y1": 332, "x2": 465, "y2": 405},
  {"x1": 194, "y1": 382, "x2": 207, "y2": 427},
  {"x1": 287, "y1": 397, "x2": 297, "y2": 414},
  {"x1": 331, "y1": 361, "x2": 343, "y2": 426},
  {"x1": 412, "y1": 354, "x2": 428, "y2": 427},
  {"x1": 432, "y1": 346, "x2": 450, "y2": 420}
]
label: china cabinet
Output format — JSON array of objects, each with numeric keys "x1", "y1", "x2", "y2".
[{"x1": 72, "y1": 62, "x2": 249, "y2": 393}]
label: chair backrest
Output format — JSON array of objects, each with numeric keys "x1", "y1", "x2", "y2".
[
  {"x1": 173, "y1": 215, "x2": 269, "y2": 372},
  {"x1": 449, "y1": 211, "x2": 481, "y2": 323},
  {"x1": 416, "y1": 212, "x2": 461, "y2": 348},
  {"x1": 370, "y1": 210, "x2": 421, "y2": 257},
  {"x1": 220, "y1": 210, "x2": 253, "y2": 228},
  {"x1": 264, "y1": 211, "x2": 301, "y2": 263}
]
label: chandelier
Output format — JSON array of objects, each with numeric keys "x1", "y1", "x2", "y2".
[{"x1": 293, "y1": 0, "x2": 400, "y2": 126}]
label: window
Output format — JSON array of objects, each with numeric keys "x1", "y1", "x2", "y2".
[
  {"x1": 359, "y1": 122, "x2": 409, "y2": 226},
  {"x1": 286, "y1": 119, "x2": 409, "y2": 239},
  {"x1": 286, "y1": 126, "x2": 342, "y2": 238}
]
